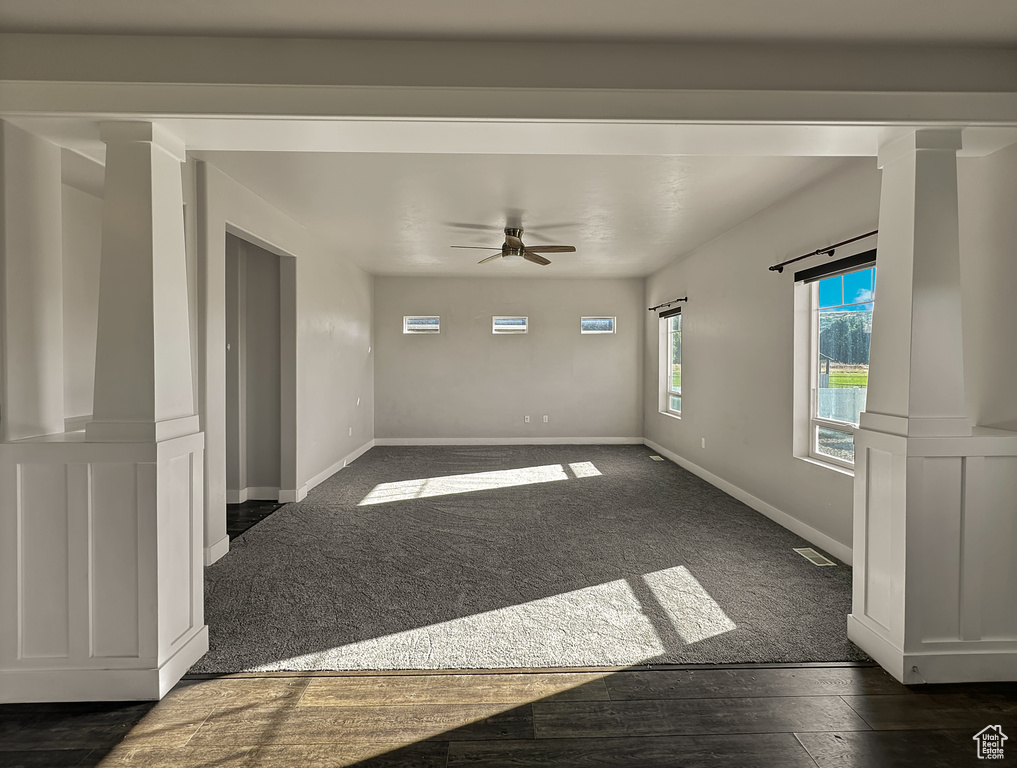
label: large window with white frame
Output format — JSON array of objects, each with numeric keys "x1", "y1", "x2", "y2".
[
  {"x1": 798, "y1": 253, "x2": 876, "y2": 468},
  {"x1": 659, "y1": 309, "x2": 682, "y2": 416}
]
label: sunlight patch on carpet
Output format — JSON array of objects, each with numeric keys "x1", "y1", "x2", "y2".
[
  {"x1": 568, "y1": 461, "x2": 602, "y2": 478},
  {"x1": 251, "y1": 567, "x2": 734, "y2": 672},
  {"x1": 359, "y1": 463, "x2": 603, "y2": 506},
  {"x1": 643, "y1": 566, "x2": 737, "y2": 644}
]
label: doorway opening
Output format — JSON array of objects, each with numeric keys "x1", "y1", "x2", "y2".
[{"x1": 224, "y1": 231, "x2": 296, "y2": 507}]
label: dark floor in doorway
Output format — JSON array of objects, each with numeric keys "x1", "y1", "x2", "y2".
[{"x1": 227, "y1": 499, "x2": 285, "y2": 540}]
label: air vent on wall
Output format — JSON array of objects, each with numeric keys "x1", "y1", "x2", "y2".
[{"x1": 794, "y1": 547, "x2": 836, "y2": 566}]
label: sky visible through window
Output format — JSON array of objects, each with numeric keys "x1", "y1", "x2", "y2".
[{"x1": 814, "y1": 266, "x2": 875, "y2": 464}]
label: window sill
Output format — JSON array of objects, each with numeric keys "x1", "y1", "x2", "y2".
[
  {"x1": 658, "y1": 410, "x2": 682, "y2": 421},
  {"x1": 794, "y1": 454, "x2": 854, "y2": 477}
]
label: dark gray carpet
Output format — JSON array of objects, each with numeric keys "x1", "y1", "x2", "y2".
[{"x1": 191, "y1": 445, "x2": 867, "y2": 673}]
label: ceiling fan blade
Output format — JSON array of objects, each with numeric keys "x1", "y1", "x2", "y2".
[
  {"x1": 478, "y1": 253, "x2": 503, "y2": 264},
  {"x1": 528, "y1": 221, "x2": 579, "y2": 232},
  {"x1": 451, "y1": 245, "x2": 502, "y2": 250},
  {"x1": 523, "y1": 245, "x2": 576, "y2": 253},
  {"x1": 444, "y1": 221, "x2": 506, "y2": 231},
  {"x1": 522, "y1": 250, "x2": 551, "y2": 265}
]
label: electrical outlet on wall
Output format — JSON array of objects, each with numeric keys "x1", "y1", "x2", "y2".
[
  {"x1": 524, "y1": 415, "x2": 530, "y2": 423},
  {"x1": 543, "y1": 415, "x2": 549, "y2": 423}
]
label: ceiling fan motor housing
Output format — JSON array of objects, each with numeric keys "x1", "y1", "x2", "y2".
[{"x1": 504, "y1": 227, "x2": 524, "y2": 255}]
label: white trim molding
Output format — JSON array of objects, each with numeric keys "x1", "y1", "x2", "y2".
[
  {"x1": 63, "y1": 415, "x2": 92, "y2": 433},
  {"x1": 375, "y1": 437, "x2": 645, "y2": 446},
  {"x1": 278, "y1": 487, "x2": 307, "y2": 503},
  {"x1": 203, "y1": 534, "x2": 230, "y2": 566},
  {"x1": 0, "y1": 627, "x2": 208, "y2": 703},
  {"x1": 302, "y1": 439, "x2": 376, "y2": 495},
  {"x1": 226, "y1": 486, "x2": 280, "y2": 504}
]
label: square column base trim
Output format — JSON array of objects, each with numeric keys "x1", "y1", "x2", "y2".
[
  {"x1": 849, "y1": 614, "x2": 1017, "y2": 684},
  {"x1": 86, "y1": 415, "x2": 201, "y2": 443},
  {"x1": 0, "y1": 625, "x2": 208, "y2": 703}
]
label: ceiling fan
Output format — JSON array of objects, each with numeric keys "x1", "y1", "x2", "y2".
[{"x1": 451, "y1": 227, "x2": 576, "y2": 266}]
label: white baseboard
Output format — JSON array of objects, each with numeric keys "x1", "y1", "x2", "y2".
[
  {"x1": 643, "y1": 438, "x2": 853, "y2": 566},
  {"x1": 203, "y1": 534, "x2": 230, "y2": 566},
  {"x1": 278, "y1": 487, "x2": 307, "y2": 503},
  {"x1": 246, "y1": 486, "x2": 279, "y2": 500},
  {"x1": 848, "y1": 614, "x2": 1017, "y2": 684},
  {"x1": 847, "y1": 614, "x2": 905, "y2": 681},
  {"x1": 226, "y1": 486, "x2": 280, "y2": 503},
  {"x1": 0, "y1": 626, "x2": 208, "y2": 703},
  {"x1": 300, "y1": 439, "x2": 376, "y2": 497},
  {"x1": 374, "y1": 437, "x2": 645, "y2": 446}
]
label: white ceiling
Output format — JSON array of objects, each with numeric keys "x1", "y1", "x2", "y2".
[
  {"x1": 193, "y1": 150, "x2": 855, "y2": 277},
  {"x1": 9, "y1": 1, "x2": 1016, "y2": 278},
  {"x1": 2, "y1": 0, "x2": 1016, "y2": 46}
]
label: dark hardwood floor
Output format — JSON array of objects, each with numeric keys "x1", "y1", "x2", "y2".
[
  {"x1": 3, "y1": 664, "x2": 1017, "y2": 766},
  {"x1": 227, "y1": 499, "x2": 285, "y2": 540},
  {"x1": 7, "y1": 507, "x2": 1011, "y2": 766}
]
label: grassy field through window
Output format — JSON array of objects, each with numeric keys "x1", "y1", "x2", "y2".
[{"x1": 827, "y1": 363, "x2": 867, "y2": 388}]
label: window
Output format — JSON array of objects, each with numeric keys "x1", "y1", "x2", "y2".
[
  {"x1": 403, "y1": 316, "x2": 440, "y2": 334},
  {"x1": 797, "y1": 254, "x2": 876, "y2": 469},
  {"x1": 581, "y1": 316, "x2": 616, "y2": 334},
  {"x1": 659, "y1": 309, "x2": 681, "y2": 416},
  {"x1": 493, "y1": 316, "x2": 528, "y2": 334}
]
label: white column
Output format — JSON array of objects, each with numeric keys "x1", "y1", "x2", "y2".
[
  {"x1": 0, "y1": 121, "x2": 65, "y2": 441},
  {"x1": 86, "y1": 122, "x2": 199, "y2": 443},
  {"x1": 0, "y1": 122, "x2": 208, "y2": 703},
  {"x1": 862, "y1": 129, "x2": 971, "y2": 439},
  {"x1": 849, "y1": 129, "x2": 1017, "y2": 684}
]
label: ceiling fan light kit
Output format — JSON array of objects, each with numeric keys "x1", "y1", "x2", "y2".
[{"x1": 451, "y1": 226, "x2": 577, "y2": 266}]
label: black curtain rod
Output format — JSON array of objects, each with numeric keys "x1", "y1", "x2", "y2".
[
  {"x1": 768, "y1": 230, "x2": 878, "y2": 274},
  {"x1": 648, "y1": 297, "x2": 688, "y2": 312}
]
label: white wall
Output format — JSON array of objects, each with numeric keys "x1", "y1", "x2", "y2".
[
  {"x1": 959, "y1": 143, "x2": 1017, "y2": 432},
  {"x1": 644, "y1": 158, "x2": 882, "y2": 555},
  {"x1": 198, "y1": 161, "x2": 373, "y2": 558},
  {"x1": 61, "y1": 183, "x2": 101, "y2": 422},
  {"x1": 374, "y1": 277, "x2": 643, "y2": 441},
  {"x1": 0, "y1": 121, "x2": 64, "y2": 441}
]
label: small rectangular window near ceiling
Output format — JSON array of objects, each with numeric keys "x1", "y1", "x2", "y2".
[
  {"x1": 403, "y1": 316, "x2": 440, "y2": 334},
  {"x1": 493, "y1": 316, "x2": 528, "y2": 334},
  {"x1": 581, "y1": 317, "x2": 616, "y2": 334}
]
